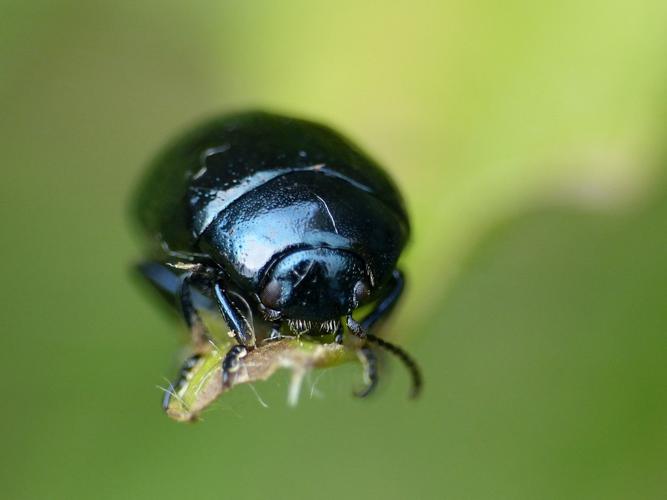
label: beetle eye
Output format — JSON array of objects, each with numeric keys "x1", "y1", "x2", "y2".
[
  {"x1": 260, "y1": 278, "x2": 283, "y2": 309},
  {"x1": 353, "y1": 280, "x2": 370, "y2": 306}
]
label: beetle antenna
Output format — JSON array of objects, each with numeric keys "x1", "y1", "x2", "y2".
[{"x1": 365, "y1": 333, "x2": 422, "y2": 398}]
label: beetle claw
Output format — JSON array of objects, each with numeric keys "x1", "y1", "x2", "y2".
[
  {"x1": 334, "y1": 322, "x2": 344, "y2": 345},
  {"x1": 221, "y1": 345, "x2": 248, "y2": 389}
]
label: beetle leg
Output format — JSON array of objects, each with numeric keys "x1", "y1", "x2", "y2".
[
  {"x1": 263, "y1": 322, "x2": 284, "y2": 343},
  {"x1": 213, "y1": 281, "x2": 256, "y2": 347},
  {"x1": 162, "y1": 353, "x2": 202, "y2": 410},
  {"x1": 221, "y1": 345, "x2": 248, "y2": 389},
  {"x1": 137, "y1": 261, "x2": 215, "y2": 311},
  {"x1": 334, "y1": 322, "x2": 344, "y2": 345},
  {"x1": 180, "y1": 271, "x2": 212, "y2": 348},
  {"x1": 138, "y1": 261, "x2": 216, "y2": 349},
  {"x1": 354, "y1": 344, "x2": 378, "y2": 397}
]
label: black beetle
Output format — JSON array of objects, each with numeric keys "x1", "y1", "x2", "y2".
[{"x1": 133, "y1": 111, "x2": 421, "y2": 398}]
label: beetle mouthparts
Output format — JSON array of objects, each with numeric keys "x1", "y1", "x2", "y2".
[{"x1": 287, "y1": 318, "x2": 341, "y2": 335}]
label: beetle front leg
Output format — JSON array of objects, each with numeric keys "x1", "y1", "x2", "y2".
[
  {"x1": 334, "y1": 322, "x2": 344, "y2": 345},
  {"x1": 260, "y1": 321, "x2": 286, "y2": 345},
  {"x1": 180, "y1": 271, "x2": 212, "y2": 348},
  {"x1": 162, "y1": 353, "x2": 202, "y2": 410},
  {"x1": 138, "y1": 261, "x2": 216, "y2": 348},
  {"x1": 213, "y1": 281, "x2": 256, "y2": 347},
  {"x1": 213, "y1": 281, "x2": 257, "y2": 388},
  {"x1": 221, "y1": 345, "x2": 248, "y2": 389}
]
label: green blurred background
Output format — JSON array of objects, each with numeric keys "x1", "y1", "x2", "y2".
[{"x1": 1, "y1": 1, "x2": 666, "y2": 499}]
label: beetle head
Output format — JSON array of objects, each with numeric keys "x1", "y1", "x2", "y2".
[{"x1": 259, "y1": 248, "x2": 371, "y2": 321}]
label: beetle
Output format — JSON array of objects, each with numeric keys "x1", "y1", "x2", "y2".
[{"x1": 133, "y1": 111, "x2": 421, "y2": 399}]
